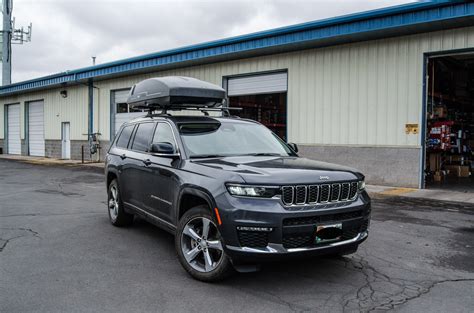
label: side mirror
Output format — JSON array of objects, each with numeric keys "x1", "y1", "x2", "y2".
[
  {"x1": 288, "y1": 142, "x2": 298, "y2": 153},
  {"x1": 150, "y1": 142, "x2": 179, "y2": 157}
]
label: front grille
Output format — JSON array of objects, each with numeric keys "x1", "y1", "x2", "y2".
[
  {"x1": 282, "y1": 235, "x2": 313, "y2": 249},
  {"x1": 238, "y1": 231, "x2": 269, "y2": 248},
  {"x1": 283, "y1": 210, "x2": 363, "y2": 226},
  {"x1": 281, "y1": 181, "x2": 359, "y2": 206}
]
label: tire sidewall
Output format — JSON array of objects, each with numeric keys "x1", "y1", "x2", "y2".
[{"x1": 175, "y1": 205, "x2": 232, "y2": 282}]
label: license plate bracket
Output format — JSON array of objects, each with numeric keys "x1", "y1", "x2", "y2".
[{"x1": 314, "y1": 223, "x2": 343, "y2": 244}]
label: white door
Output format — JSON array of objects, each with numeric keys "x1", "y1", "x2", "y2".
[
  {"x1": 113, "y1": 89, "x2": 143, "y2": 135},
  {"x1": 28, "y1": 101, "x2": 45, "y2": 156},
  {"x1": 61, "y1": 122, "x2": 71, "y2": 159},
  {"x1": 227, "y1": 72, "x2": 288, "y2": 96},
  {"x1": 7, "y1": 104, "x2": 21, "y2": 155}
]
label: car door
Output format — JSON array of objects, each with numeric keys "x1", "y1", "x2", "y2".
[
  {"x1": 114, "y1": 124, "x2": 136, "y2": 204},
  {"x1": 125, "y1": 121, "x2": 156, "y2": 210},
  {"x1": 143, "y1": 122, "x2": 180, "y2": 222}
]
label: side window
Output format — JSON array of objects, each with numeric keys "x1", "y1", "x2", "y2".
[
  {"x1": 131, "y1": 123, "x2": 155, "y2": 152},
  {"x1": 116, "y1": 125, "x2": 134, "y2": 149},
  {"x1": 153, "y1": 123, "x2": 176, "y2": 148}
]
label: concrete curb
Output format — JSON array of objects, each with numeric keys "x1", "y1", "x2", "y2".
[{"x1": 0, "y1": 155, "x2": 104, "y2": 174}]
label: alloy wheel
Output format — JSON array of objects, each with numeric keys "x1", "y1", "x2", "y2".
[
  {"x1": 108, "y1": 185, "x2": 119, "y2": 221},
  {"x1": 180, "y1": 217, "x2": 224, "y2": 272}
]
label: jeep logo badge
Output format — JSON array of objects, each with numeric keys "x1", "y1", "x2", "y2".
[{"x1": 319, "y1": 176, "x2": 330, "y2": 180}]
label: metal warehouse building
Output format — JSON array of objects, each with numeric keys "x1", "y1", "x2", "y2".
[{"x1": 1, "y1": 1, "x2": 474, "y2": 189}]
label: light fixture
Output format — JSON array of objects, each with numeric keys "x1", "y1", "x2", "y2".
[{"x1": 60, "y1": 90, "x2": 68, "y2": 98}]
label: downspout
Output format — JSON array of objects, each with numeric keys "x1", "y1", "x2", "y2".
[{"x1": 88, "y1": 79, "x2": 94, "y2": 136}]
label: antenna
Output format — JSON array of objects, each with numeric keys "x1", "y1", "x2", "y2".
[{"x1": 92, "y1": 56, "x2": 96, "y2": 66}]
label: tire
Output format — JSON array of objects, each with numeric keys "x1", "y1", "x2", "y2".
[
  {"x1": 107, "y1": 179, "x2": 134, "y2": 227},
  {"x1": 175, "y1": 205, "x2": 233, "y2": 282}
]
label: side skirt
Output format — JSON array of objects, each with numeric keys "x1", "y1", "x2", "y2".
[{"x1": 124, "y1": 202, "x2": 176, "y2": 235}]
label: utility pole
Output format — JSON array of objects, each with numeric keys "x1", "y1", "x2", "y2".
[
  {"x1": 2, "y1": 0, "x2": 12, "y2": 85},
  {"x1": 1, "y1": 0, "x2": 32, "y2": 85}
]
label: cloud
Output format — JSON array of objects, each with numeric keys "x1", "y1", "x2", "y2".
[{"x1": 10, "y1": 0, "x2": 415, "y2": 83}]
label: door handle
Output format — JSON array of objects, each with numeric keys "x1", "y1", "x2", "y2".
[
  {"x1": 143, "y1": 159, "x2": 152, "y2": 166},
  {"x1": 120, "y1": 154, "x2": 127, "y2": 160}
]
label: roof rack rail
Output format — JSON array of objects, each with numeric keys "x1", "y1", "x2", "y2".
[{"x1": 146, "y1": 106, "x2": 242, "y2": 117}]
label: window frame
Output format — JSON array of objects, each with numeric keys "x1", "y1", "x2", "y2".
[
  {"x1": 152, "y1": 121, "x2": 180, "y2": 152},
  {"x1": 129, "y1": 121, "x2": 157, "y2": 153},
  {"x1": 115, "y1": 124, "x2": 137, "y2": 150}
]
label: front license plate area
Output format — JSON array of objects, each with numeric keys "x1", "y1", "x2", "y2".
[{"x1": 315, "y1": 223, "x2": 343, "y2": 244}]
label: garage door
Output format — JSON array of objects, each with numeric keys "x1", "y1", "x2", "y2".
[
  {"x1": 112, "y1": 89, "x2": 143, "y2": 135},
  {"x1": 7, "y1": 104, "x2": 21, "y2": 155},
  {"x1": 28, "y1": 101, "x2": 45, "y2": 156},
  {"x1": 227, "y1": 72, "x2": 288, "y2": 96}
]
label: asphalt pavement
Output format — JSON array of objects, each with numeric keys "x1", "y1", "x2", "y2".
[{"x1": 0, "y1": 159, "x2": 473, "y2": 312}]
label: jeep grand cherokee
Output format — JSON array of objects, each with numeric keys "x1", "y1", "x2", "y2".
[{"x1": 105, "y1": 114, "x2": 371, "y2": 282}]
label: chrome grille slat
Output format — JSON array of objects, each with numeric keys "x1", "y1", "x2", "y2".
[
  {"x1": 307, "y1": 185, "x2": 319, "y2": 203},
  {"x1": 282, "y1": 186, "x2": 294, "y2": 205},
  {"x1": 295, "y1": 185, "x2": 307, "y2": 205},
  {"x1": 280, "y1": 181, "x2": 359, "y2": 206}
]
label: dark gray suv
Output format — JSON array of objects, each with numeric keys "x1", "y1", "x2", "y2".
[{"x1": 105, "y1": 113, "x2": 371, "y2": 281}]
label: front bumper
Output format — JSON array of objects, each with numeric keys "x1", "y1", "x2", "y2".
[{"x1": 215, "y1": 191, "x2": 371, "y2": 261}]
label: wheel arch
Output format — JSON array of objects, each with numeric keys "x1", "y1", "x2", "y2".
[
  {"x1": 106, "y1": 170, "x2": 119, "y2": 188},
  {"x1": 176, "y1": 186, "x2": 217, "y2": 222}
]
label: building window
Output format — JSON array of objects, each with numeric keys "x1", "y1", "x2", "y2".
[{"x1": 116, "y1": 102, "x2": 144, "y2": 114}]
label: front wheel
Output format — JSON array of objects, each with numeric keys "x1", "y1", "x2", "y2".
[{"x1": 175, "y1": 206, "x2": 233, "y2": 282}]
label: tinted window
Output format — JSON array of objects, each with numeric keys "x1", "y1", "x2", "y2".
[
  {"x1": 153, "y1": 123, "x2": 176, "y2": 148},
  {"x1": 116, "y1": 125, "x2": 134, "y2": 149},
  {"x1": 131, "y1": 123, "x2": 155, "y2": 152}
]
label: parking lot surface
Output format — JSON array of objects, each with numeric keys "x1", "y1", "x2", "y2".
[{"x1": 1, "y1": 159, "x2": 473, "y2": 312}]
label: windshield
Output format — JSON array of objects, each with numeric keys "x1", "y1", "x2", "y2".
[{"x1": 179, "y1": 120, "x2": 294, "y2": 158}]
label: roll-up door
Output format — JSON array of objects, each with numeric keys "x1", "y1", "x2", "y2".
[
  {"x1": 7, "y1": 104, "x2": 21, "y2": 155},
  {"x1": 227, "y1": 72, "x2": 287, "y2": 96},
  {"x1": 28, "y1": 101, "x2": 45, "y2": 156},
  {"x1": 227, "y1": 72, "x2": 288, "y2": 140}
]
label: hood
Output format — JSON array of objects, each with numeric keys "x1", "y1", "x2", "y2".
[{"x1": 191, "y1": 156, "x2": 363, "y2": 185}]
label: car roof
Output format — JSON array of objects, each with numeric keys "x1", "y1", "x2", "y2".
[{"x1": 125, "y1": 114, "x2": 259, "y2": 126}]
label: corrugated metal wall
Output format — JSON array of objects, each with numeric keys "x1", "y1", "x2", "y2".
[
  {"x1": 1, "y1": 26, "x2": 474, "y2": 147},
  {"x1": 0, "y1": 85, "x2": 89, "y2": 140}
]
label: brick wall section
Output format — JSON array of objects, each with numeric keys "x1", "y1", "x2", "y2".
[
  {"x1": 45, "y1": 140, "x2": 109, "y2": 161},
  {"x1": 45, "y1": 140, "x2": 62, "y2": 159},
  {"x1": 298, "y1": 145, "x2": 421, "y2": 188}
]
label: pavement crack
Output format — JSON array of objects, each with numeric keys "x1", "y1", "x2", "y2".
[
  {"x1": 342, "y1": 254, "x2": 474, "y2": 313},
  {"x1": 0, "y1": 227, "x2": 41, "y2": 252}
]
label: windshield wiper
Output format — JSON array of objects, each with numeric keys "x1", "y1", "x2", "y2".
[
  {"x1": 242, "y1": 153, "x2": 283, "y2": 157},
  {"x1": 190, "y1": 154, "x2": 227, "y2": 159}
]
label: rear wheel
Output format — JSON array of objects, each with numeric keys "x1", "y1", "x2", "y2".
[
  {"x1": 176, "y1": 206, "x2": 233, "y2": 282},
  {"x1": 108, "y1": 179, "x2": 133, "y2": 227}
]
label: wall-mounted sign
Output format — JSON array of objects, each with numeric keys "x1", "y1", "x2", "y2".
[{"x1": 405, "y1": 123, "x2": 419, "y2": 134}]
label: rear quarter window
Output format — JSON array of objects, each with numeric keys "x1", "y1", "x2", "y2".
[
  {"x1": 116, "y1": 125, "x2": 135, "y2": 149},
  {"x1": 131, "y1": 122, "x2": 156, "y2": 152}
]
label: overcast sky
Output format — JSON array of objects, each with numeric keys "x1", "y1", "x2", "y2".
[{"x1": 10, "y1": 0, "x2": 416, "y2": 83}]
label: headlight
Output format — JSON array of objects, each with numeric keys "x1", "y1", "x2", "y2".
[
  {"x1": 226, "y1": 184, "x2": 279, "y2": 198},
  {"x1": 358, "y1": 180, "x2": 366, "y2": 191}
]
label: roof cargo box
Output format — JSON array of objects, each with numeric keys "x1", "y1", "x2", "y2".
[{"x1": 127, "y1": 76, "x2": 226, "y2": 109}]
